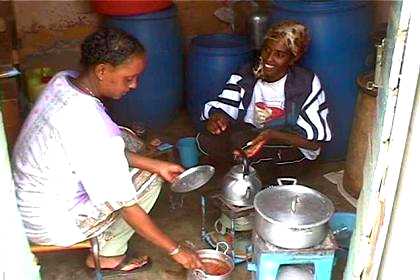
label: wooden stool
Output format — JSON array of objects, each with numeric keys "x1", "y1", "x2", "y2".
[{"x1": 30, "y1": 237, "x2": 102, "y2": 280}]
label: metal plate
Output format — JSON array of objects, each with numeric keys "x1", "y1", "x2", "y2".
[{"x1": 170, "y1": 165, "x2": 215, "y2": 193}]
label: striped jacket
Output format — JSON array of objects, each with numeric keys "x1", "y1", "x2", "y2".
[{"x1": 201, "y1": 64, "x2": 332, "y2": 142}]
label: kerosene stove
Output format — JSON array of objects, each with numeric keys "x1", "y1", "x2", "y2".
[
  {"x1": 200, "y1": 155, "x2": 262, "y2": 263},
  {"x1": 200, "y1": 191, "x2": 254, "y2": 264}
]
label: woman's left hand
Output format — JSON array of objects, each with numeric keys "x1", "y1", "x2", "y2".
[
  {"x1": 156, "y1": 161, "x2": 184, "y2": 183},
  {"x1": 244, "y1": 129, "x2": 273, "y2": 158}
]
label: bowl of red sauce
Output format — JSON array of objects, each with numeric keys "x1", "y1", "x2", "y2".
[{"x1": 187, "y1": 242, "x2": 234, "y2": 279}]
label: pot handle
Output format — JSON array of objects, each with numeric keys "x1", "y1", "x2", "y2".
[
  {"x1": 192, "y1": 269, "x2": 207, "y2": 279},
  {"x1": 291, "y1": 195, "x2": 300, "y2": 214},
  {"x1": 234, "y1": 149, "x2": 250, "y2": 176},
  {"x1": 216, "y1": 241, "x2": 230, "y2": 254},
  {"x1": 277, "y1": 177, "x2": 297, "y2": 186}
]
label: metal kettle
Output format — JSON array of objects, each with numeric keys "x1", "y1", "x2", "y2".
[{"x1": 221, "y1": 153, "x2": 262, "y2": 207}]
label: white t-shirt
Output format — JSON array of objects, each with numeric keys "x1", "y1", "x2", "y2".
[
  {"x1": 244, "y1": 76, "x2": 287, "y2": 128},
  {"x1": 244, "y1": 77, "x2": 320, "y2": 159},
  {"x1": 12, "y1": 71, "x2": 137, "y2": 246}
]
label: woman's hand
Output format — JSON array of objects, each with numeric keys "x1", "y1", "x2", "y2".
[
  {"x1": 156, "y1": 161, "x2": 184, "y2": 183},
  {"x1": 244, "y1": 129, "x2": 273, "y2": 158},
  {"x1": 206, "y1": 112, "x2": 230, "y2": 135},
  {"x1": 171, "y1": 247, "x2": 203, "y2": 270}
]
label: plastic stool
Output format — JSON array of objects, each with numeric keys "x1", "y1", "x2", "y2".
[
  {"x1": 247, "y1": 234, "x2": 336, "y2": 280},
  {"x1": 255, "y1": 250, "x2": 335, "y2": 280}
]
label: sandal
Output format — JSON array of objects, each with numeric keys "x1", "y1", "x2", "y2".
[{"x1": 88, "y1": 255, "x2": 151, "y2": 276}]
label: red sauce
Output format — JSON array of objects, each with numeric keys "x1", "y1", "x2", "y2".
[{"x1": 201, "y1": 258, "x2": 232, "y2": 276}]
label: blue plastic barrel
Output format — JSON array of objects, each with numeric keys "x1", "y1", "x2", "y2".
[
  {"x1": 270, "y1": 1, "x2": 373, "y2": 160},
  {"x1": 105, "y1": 5, "x2": 183, "y2": 128},
  {"x1": 186, "y1": 34, "x2": 252, "y2": 130}
]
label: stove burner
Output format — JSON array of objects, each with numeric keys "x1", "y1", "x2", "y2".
[
  {"x1": 212, "y1": 193, "x2": 254, "y2": 213},
  {"x1": 201, "y1": 191, "x2": 255, "y2": 264}
]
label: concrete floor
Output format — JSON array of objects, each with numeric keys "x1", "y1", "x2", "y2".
[{"x1": 36, "y1": 110, "x2": 354, "y2": 280}]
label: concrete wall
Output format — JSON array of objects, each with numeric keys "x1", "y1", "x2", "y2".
[
  {"x1": 12, "y1": 0, "x2": 101, "y2": 71},
  {"x1": 11, "y1": 0, "x2": 240, "y2": 71},
  {"x1": 10, "y1": 1, "x2": 392, "y2": 72},
  {"x1": 10, "y1": 1, "x2": 280, "y2": 70}
]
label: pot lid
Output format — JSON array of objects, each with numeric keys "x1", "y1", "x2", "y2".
[
  {"x1": 254, "y1": 185, "x2": 335, "y2": 229},
  {"x1": 170, "y1": 165, "x2": 215, "y2": 193}
]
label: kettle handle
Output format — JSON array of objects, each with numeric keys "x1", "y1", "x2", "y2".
[
  {"x1": 234, "y1": 149, "x2": 250, "y2": 176},
  {"x1": 242, "y1": 156, "x2": 250, "y2": 176},
  {"x1": 277, "y1": 177, "x2": 297, "y2": 186}
]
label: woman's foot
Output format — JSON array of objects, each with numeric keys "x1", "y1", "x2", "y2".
[
  {"x1": 86, "y1": 254, "x2": 150, "y2": 271},
  {"x1": 86, "y1": 254, "x2": 125, "y2": 269}
]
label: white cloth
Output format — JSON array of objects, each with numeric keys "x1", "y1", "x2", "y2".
[{"x1": 12, "y1": 71, "x2": 138, "y2": 246}]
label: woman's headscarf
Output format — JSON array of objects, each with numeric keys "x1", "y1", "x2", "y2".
[{"x1": 254, "y1": 20, "x2": 310, "y2": 78}]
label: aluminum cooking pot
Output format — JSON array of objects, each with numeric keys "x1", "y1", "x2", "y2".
[
  {"x1": 254, "y1": 178, "x2": 335, "y2": 249},
  {"x1": 187, "y1": 242, "x2": 234, "y2": 280},
  {"x1": 221, "y1": 155, "x2": 262, "y2": 207}
]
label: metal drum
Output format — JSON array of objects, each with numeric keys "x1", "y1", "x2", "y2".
[{"x1": 343, "y1": 72, "x2": 378, "y2": 198}]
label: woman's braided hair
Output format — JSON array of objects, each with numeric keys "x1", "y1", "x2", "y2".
[
  {"x1": 81, "y1": 27, "x2": 145, "y2": 67},
  {"x1": 254, "y1": 20, "x2": 310, "y2": 78}
]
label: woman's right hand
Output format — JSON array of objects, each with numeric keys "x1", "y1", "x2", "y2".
[
  {"x1": 206, "y1": 112, "x2": 230, "y2": 135},
  {"x1": 171, "y1": 247, "x2": 203, "y2": 270},
  {"x1": 244, "y1": 129, "x2": 273, "y2": 158}
]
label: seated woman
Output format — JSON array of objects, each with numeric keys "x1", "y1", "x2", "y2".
[
  {"x1": 12, "y1": 27, "x2": 202, "y2": 273},
  {"x1": 197, "y1": 21, "x2": 332, "y2": 180}
]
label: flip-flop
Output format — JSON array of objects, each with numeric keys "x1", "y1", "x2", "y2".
[{"x1": 88, "y1": 255, "x2": 151, "y2": 276}]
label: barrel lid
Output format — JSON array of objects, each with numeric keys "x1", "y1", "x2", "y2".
[
  {"x1": 191, "y1": 34, "x2": 252, "y2": 55},
  {"x1": 272, "y1": 0, "x2": 368, "y2": 13},
  {"x1": 109, "y1": 4, "x2": 176, "y2": 20}
]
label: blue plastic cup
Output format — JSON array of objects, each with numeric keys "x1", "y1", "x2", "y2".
[{"x1": 177, "y1": 137, "x2": 199, "y2": 168}]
